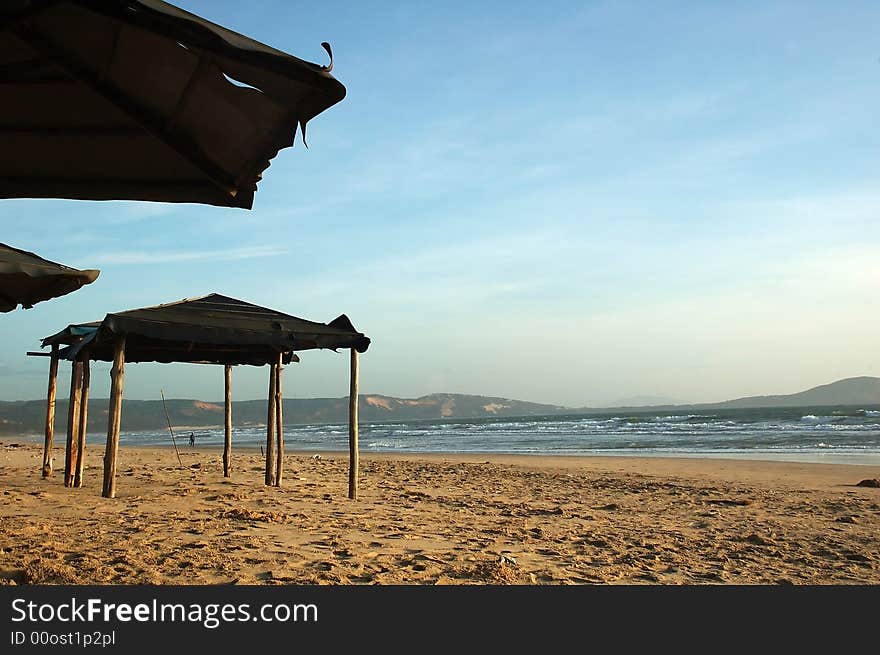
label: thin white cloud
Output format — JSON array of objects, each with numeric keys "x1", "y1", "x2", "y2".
[
  {"x1": 87, "y1": 245, "x2": 288, "y2": 266},
  {"x1": 100, "y1": 201, "x2": 181, "y2": 224}
]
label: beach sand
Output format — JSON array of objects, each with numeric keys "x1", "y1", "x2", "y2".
[{"x1": 1, "y1": 440, "x2": 878, "y2": 585}]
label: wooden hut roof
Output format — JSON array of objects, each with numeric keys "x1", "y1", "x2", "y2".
[
  {"x1": 43, "y1": 293, "x2": 370, "y2": 365},
  {"x1": 0, "y1": 242, "x2": 99, "y2": 312},
  {"x1": 0, "y1": 0, "x2": 345, "y2": 209}
]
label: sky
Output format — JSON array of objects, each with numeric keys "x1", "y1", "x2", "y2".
[{"x1": 2, "y1": 0, "x2": 879, "y2": 408}]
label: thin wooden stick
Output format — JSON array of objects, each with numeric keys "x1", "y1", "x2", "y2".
[
  {"x1": 160, "y1": 389, "x2": 183, "y2": 467},
  {"x1": 64, "y1": 360, "x2": 83, "y2": 488},
  {"x1": 223, "y1": 364, "x2": 232, "y2": 478},
  {"x1": 348, "y1": 348, "x2": 359, "y2": 500},
  {"x1": 74, "y1": 354, "x2": 90, "y2": 488},
  {"x1": 264, "y1": 362, "x2": 276, "y2": 486},
  {"x1": 102, "y1": 336, "x2": 125, "y2": 499},
  {"x1": 274, "y1": 353, "x2": 283, "y2": 487},
  {"x1": 41, "y1": 345, "x2": 59, "y2": 478}
]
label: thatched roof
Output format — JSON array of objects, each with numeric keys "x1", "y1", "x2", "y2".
[
  {"x1": 0, "y1": 242, "x2": 99, "y2": 312},
  {"x1": 0, "y1": 0, "x2": 346, "y2": 208},
  {"x1": 42, "y1": 293, "x2": 370, "y2": 365}
]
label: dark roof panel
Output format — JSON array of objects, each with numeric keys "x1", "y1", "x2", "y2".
[
  {"x1": 44, "y1": 293, "x2": 370, "y2": 365},
  {"x1": 0, "y1": 242, "x2": 99, "y2": 312},
  {"x1": 0, "y1": 0, "x2": 345, "y2": 209}
]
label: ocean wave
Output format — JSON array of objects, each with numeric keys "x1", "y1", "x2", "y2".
[
  {"x1": 112, "y1": 408, "x2": 880, "y2": 461},
  {"x1": 616, "y1": 414, "x2": 712, "y2": 425},
  {"x1": 799, "y1": 413, "x2": 865, "y2": 423},
  {"x1": 655, "y1": 414, "x2": 713, "y2": 422}
]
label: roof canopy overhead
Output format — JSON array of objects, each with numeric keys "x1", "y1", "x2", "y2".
[
  {"x1": 0, "y1": 242, "x2": 99, "y2": 312},
  {"x1": 43, "y1": 293, "x2": 370, "y2": 365},
  {"x1": 0, "y1": 0, "x2": 346, "y2": 209}
]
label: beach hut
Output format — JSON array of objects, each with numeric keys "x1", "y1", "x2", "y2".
[
  {"x1": 35, "y1": 294, "x2": 370, "y2": 499},
  {"x1": 5, "y1": 3, "x2": 363, "y2": 498},
  {"x1": 0, "y1": 242, "x2": 99, "y2": 312},
  {"x1": 0, "y1": 0, "x2": 345, "y2": 208}
]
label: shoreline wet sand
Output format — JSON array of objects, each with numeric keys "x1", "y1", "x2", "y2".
[{"x1": 1, "y1": 440, "x2": 878, "y2": 585}]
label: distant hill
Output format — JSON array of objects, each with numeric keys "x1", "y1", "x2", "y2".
[
  {"x1": 704, "y1": 376, "x2": 880, "y2": 409},
  {"x1": 606, "y1": 395, "x2": 690, "y2": 408},
  {"x1": 583, "y1": 376, "x2": 880, "y2": 413},
  {"x1": 1, "y1": 377, "x2": 878, "y2": 437},
  {"x1": 0, "y1": 393, "x2": 568, "y2": 436}
]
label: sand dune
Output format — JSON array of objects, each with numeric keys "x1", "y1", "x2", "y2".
[{"x1": 1, "y1": 441, "x2": 878, "y2": 585}]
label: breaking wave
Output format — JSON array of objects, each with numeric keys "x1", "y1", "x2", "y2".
[{"x1": 105, "y1": 405, "x2": 880, "y2": 463}]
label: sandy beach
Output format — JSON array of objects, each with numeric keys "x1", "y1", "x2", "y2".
[{"x1": 1, "y1": 439, "x2": 878, "y2": 585}]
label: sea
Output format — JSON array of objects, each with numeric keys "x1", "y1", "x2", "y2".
[{"x1": 110, "y1": 405, "x2": 880, "y2": 466}]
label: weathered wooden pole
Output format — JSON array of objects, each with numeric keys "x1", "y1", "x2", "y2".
[
  {"x1": 41, "y1": 344, "x2": 59, "y2": 478},
  {"x1": 102, "y1": 336, "x2": 125, "y2": 499},
  {"x1": 348, "y1": 348, "x2": 359, "y2": 500},
  {"x1": 63, "y1": 360, "x2": 83, "y2": 488},
  {"x1": 264, "y1": 361, "x2": 277, "y2": 486},
  {"x1": 274, "y1": 353, "x2": 284, "y2": 487},
  {"x1": 223, "y1": 364, "x2": 232, "y2": 478},
  {"x1": 74, "y1": 354, "x2": 90, "y2": 488}
]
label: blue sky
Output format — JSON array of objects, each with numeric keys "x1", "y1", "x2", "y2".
[{"x1": 2, "y1": 0, "x2": 879, "y2": 407}]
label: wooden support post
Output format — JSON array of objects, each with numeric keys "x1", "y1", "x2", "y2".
[
  {"x1": 74, "y1": 354, "x2": 90, "y2": 488},
  {"x1": 274, "y1": 353, "x2": 284, "y2": 487},
  {"x1": 264, "y1": 362, "x2": 277, "y2": 486},
  {"x1": 348, "y1": 348, "x2": 359, "y2": 500},
  {"x1": 223, "y1": 364, "x2": 232, "y2": 478},
  {"x1": 41, "y1": 345, "x2": 59, "y2": 478},
  {"x1": 102, "y1": 336, "x2": 125, "y2": 499},
  {"x1": 63, "y1": 360, "x2": 83, "y2": 488}
]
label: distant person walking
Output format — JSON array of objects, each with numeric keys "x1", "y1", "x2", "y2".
[{"x1": 188, "y1": 432, "x2": 195, "y2": 447}]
